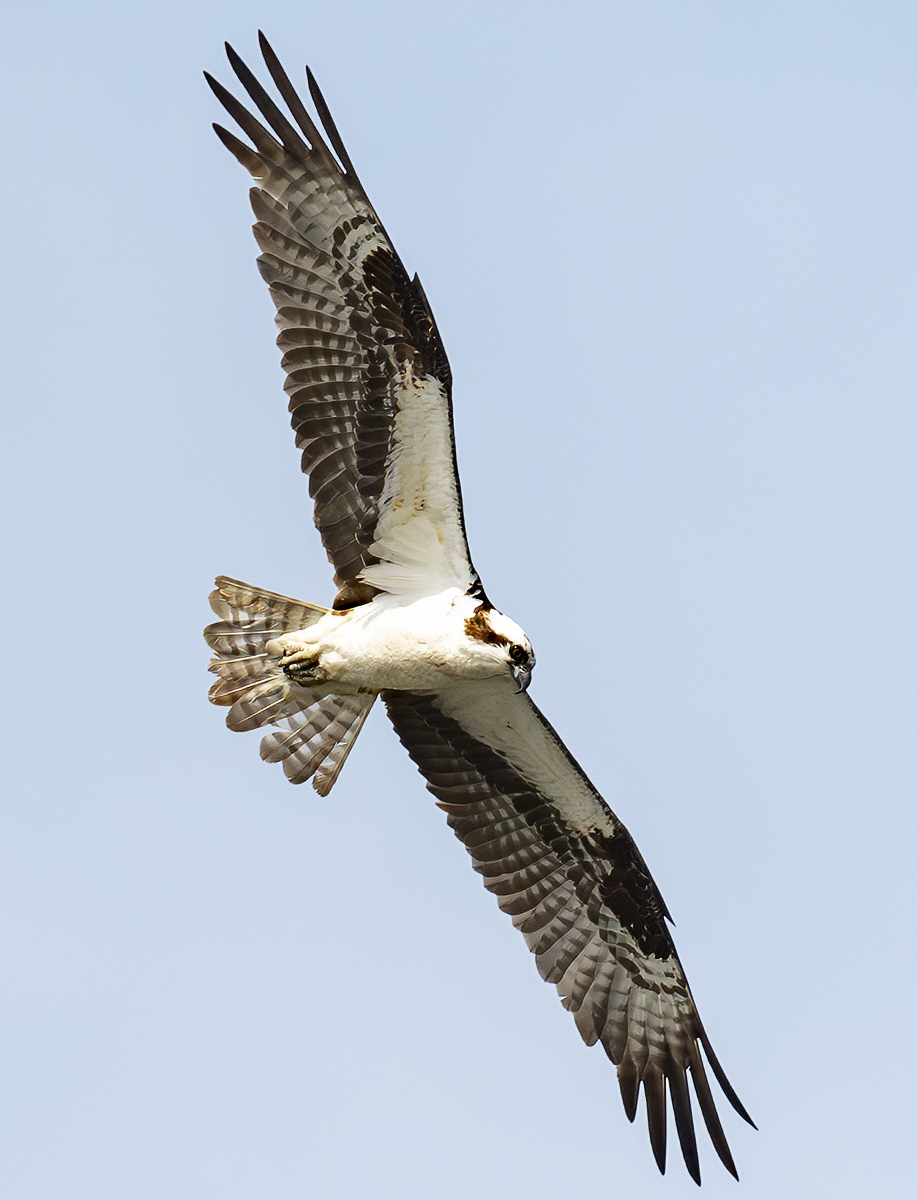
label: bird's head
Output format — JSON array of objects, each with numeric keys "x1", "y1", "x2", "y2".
[{"x1": 462, "y1": 601, "x2": 536, "y2": 692}]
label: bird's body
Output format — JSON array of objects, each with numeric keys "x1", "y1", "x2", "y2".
[
  {"x1": 267, "y1": 587, "x2": 532, "y2": 694},
  {"x1": 204, "y1": 35, "x2": 754, "y2": 1184}
]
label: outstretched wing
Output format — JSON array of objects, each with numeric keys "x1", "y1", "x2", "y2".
[
  {"x1": 206, "y1": 36, "x2": 484, "y2": 606},
  {"x1": 384, "y1": 682, "x2": 754, "y2": 1184}
]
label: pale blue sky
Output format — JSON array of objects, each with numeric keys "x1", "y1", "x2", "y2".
[{"x1": 2, "y1": 2, "x2": 916, "y2": 1196}]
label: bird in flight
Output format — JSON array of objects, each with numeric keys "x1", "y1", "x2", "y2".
[{"x1": 204, "y1": 35, "x2": 754, "y2": 1184}]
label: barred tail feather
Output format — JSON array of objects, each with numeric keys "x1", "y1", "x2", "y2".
[
  {"x1": 205, "y1": 576, "x2": 374, "y2": 792},
  {"x1": 260, "y1": 693, "x2": 374, "y2": 794},
  {"x1": 206, "y1": 575, "x2": 329, "y2": 641}
]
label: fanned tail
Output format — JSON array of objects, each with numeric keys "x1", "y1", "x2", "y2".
[{"x1": 205, "y1": 576, "x2": 374, "y2": 793}]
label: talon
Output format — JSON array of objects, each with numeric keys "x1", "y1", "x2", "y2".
[{"x1": 280, "y1": 649, "x2": 324, "y2": 685}]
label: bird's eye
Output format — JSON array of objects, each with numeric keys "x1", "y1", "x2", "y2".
[{"x1": 508, "y1": 644, "x2": 527, "y2": 665}]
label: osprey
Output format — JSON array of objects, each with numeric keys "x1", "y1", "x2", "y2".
[{"x1": 204, "y1": 36, "x2": 754, "y2": 1184}]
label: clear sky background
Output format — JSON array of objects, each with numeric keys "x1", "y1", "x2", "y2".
[{"x1": 2, "y1": 2, "x2": 916, "y2": 1196}]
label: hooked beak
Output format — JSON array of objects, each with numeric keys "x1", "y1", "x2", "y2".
[{"x1": 511, "y1": 663, "x2": 532, "y2": 694}]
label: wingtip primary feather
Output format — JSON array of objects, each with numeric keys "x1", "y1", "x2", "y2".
[
  {"x1": 254, "y1": 32, "x2": 338, "y2": 174},
  {"x1": 211, "y1": 122, "x2": 263, "y2": 174},
  {"x1": 643, "y1": 1072, "x2": 668, "y2": 1176},
  {"x1": 699, "y1": 1029, "x2": 756, "y2": 1129},
  {"x1": 668, "y1": 1066, "x2": 701, "y2": 1185},
  {"x1": 205, "y1": 69, "x2": 278, "y2": 157},
  {"x1": 256, "y1": 29, "x2": 275, "y2": 62},
  {"x1": 224, "y1": 39, "x2": 310, "y2": 161},
  {"x1": 688, "y1": 1041, "x2": 741, "y2": 1179},
  {"x1": 617, "y1": 1059, "x2": 640, "y2": 1123},
  {"x1": 305, "y1": 64, "x2": 359, "y2": 180}
]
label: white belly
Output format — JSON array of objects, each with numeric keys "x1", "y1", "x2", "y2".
[{"x1": 266, "y1": 588, "x2": 504, "y2": 693}]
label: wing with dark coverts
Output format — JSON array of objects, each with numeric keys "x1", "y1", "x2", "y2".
[
  {"x1": 206, "y1": 37, "x2": 484, "y2": 605},
  {"x1": 384, "y1": 681, "x2": 755, "y2": 1184}
]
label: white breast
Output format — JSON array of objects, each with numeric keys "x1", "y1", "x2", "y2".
[{"x1": 269, "y1": 589, "x2": 506, "y2": 693}]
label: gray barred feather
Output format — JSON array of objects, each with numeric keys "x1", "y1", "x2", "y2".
[
  {"x1": 224, "y1": 679, "x2": 300, "y2": 733},
  {"x1": 260, "y1": 692, "x2": 374, "y2": 793},
  {"x1": 206, "y1": 576, "x2": 329, "y2": 631}
]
